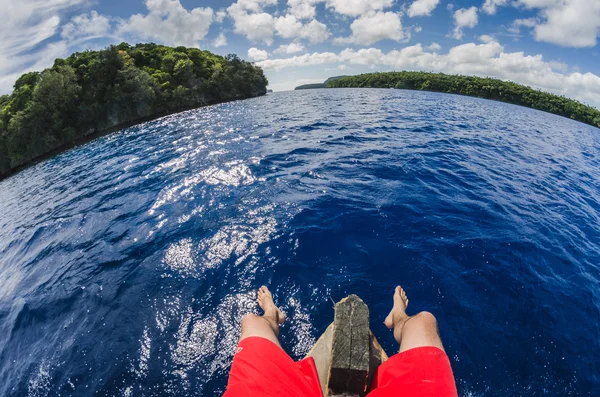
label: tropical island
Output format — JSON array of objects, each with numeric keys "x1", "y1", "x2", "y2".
[
  {"x1": 295, "y1": 76, "x2": 348, "y2": 90},
  {"x1": 324, "y1": 72, "x2": 600, "y2": 129},
  {"x1": 0, "y1": 43, "x2": 268, "y2": 180}
]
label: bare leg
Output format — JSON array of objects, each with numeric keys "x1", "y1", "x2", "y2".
[
  {"x1": 239, "y1": 286, "x2": 287, "y2": 348},
  {"x1": 384, "y1": 286, "x2": 445, "y2": 353}
]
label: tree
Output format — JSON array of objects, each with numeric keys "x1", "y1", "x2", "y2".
[
  {"x1": 106, "y1": 66, "x2": 159, "y2": 123},
  {"x1": 0, "y1": 43, "x2": 269, "y2": 180},
  {"x1": 328, "y1": 72, "x2": 600, "y2": 128},
  {"x1": 6, "y1": 66, "x2": 81, "y2": 165}
]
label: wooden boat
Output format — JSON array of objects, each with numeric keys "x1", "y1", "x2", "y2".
[{"x1": 305, "y1": 295, "x2": 389, "y2": 397}]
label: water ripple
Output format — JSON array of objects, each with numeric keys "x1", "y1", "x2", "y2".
[{"x1": 0, "y1": 89, "x2": 599, "y2": 396}]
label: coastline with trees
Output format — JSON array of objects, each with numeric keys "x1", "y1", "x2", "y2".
[
  {"x1": 3, "y1": 58, "x2": 599, "y2": 182},
  {"x1": 0, "y1": 43, "x2": 268, "y2": 181},
  {"x1": 326, "y1": 72, "x2": 600, "y2": 129}
]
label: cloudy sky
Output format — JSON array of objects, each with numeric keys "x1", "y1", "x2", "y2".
[{"x1": 1, "y1": 0, "x2": 600, "y2": 107}]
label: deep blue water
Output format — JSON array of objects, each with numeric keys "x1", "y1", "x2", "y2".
[{"x1": 0, "y1": 89, "x2": 599, "y2": 396}]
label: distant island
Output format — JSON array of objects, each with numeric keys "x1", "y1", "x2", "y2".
[
  {"x1": 298, "y1": 72, "x2": 600, "y2": 129},
  {"x1": 0, "y1": 43, "x2": 268, "y2": 180},
  {"x1": 295, "y1": 76, "x2": 348, "y2": 90}
]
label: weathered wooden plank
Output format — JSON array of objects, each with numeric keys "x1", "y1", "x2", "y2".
[
  {"x1": 329, "y1": 295, "x2": 371, "y2": 397},
  {"x1": 305, "y1": 296, "x2": 390, "y2": 397}
]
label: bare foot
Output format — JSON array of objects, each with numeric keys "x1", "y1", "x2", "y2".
[
  {"x1": 257, "y1": 286, "x2": 286, "y2": 325},
  {"x1": 384, "y1": 286, "x2": 409, "y2": 329}
]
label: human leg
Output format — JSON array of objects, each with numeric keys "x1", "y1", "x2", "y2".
[
  {"x1": 384, "y1": 286, "x2": 445, "y2": 353},
  {"x1": 224, "y1": 286, "x2": 322, "y2": 397},
  {"x1": 369, "y1": 286, "x2": 457, "y2": 397},
  {"x1": 239, "y1": 286, "x2": 286, "y2": 348}
]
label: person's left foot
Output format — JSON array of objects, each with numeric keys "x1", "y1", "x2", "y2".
[{"x1": 257, "y1": 286, "x2": 286, "y2": 325}]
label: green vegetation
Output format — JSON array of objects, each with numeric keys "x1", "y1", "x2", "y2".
[
  {"x1": 295, "y1": 83, "x2": 327, "y2": 90},
  {"x1": 327, "y1": 72, "x2": 600, "y2": 129},
  {"x1": 0, "y1": 43, "x2": 268, "y2": 179},
  {"x1": 295, "y1": 76, "x2": 349, "y2": 90}
]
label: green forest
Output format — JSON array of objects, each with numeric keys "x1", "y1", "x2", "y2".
[
  {"x1": 0, "y1": 43, "x2": 268, "y2": 179},
  {"x1": 327, "y1": 72, "x2": 600, "y2": 129}
]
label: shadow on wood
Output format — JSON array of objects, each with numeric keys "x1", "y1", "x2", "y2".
[{"x1": 306, "y1": 295, "x2": 389, "y2": 397}]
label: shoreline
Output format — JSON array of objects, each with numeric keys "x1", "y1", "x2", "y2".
[
  {"x1": 325, "y1": 72, "x2": 600, "y2": 129},
  {"x1": 0, "y1": 93, "x2": 265, "y2": 183},
  {"x1": 338, "y1": 86, "x2": 600, "y2": 129}
]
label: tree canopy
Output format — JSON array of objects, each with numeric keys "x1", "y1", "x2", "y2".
[
  {"x1": 0, "y1": 43, "x2": 268, "y2": 180},
  {"x1": 327, "y1": 72, "x2": 600, "y2": 129}
]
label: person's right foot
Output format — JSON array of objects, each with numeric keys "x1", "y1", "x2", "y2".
[
  {"x1": 257, "y1": 286, "x2": 286, "y2": 325},
  {"x1": 384, "y1": 286, "x2": 409, "y2": 329}
]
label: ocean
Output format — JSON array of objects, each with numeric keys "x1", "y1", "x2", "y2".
[{"x1": 0, "y1": 89, "x2": 598, "y2": 396}]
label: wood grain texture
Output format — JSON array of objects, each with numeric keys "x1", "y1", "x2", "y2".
[
  {"x1": 305, "y1": 296, "x2": 390, "y2": 397},
  {"x1": 329, "y1": 295, "x2": 370, "y2": 396}
]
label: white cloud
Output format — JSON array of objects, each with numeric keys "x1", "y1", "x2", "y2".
[
  {"x1": 216, "y1": 10, "x2": 227, "y2": 22},
  {"x1": 275, "y1": 15, "x2": 330, "y2": 43},
  {"x1": 248, "y1": 47, "x2": 270, "y2": 61},
  {"x1": 453, "y1": 7, "x2": 479, "y2": 40},
  {"x1": 227, "y1": 0, "x2": 278, "y2": 45},
  {"x1": 548, "y1": 60, "x2": 569, "y2": 73},
  {"x1": 414, "y1": 25, "x2": 423, "y2": 32},
  {"x1": 513, "y1": 18, "x2": 538, "y2": 28},
  {"x1": 235, "y1": 12, "x2": 275, "y2": 45},
  {"x1": 427, "y1": 42, "x2": 441, "y2": 51},
  {"x1": 508, "y1": 0, "x2": 600, "y2": 47},
  {"x1": 482, "y1": 0, "x2": 508, "y2": 15},
  {"x1": 258, "y1": 40, "x2": 600, "y2": 108},
  {"x1": 257, "y1": 51, "x2": 339, "y2": 69},
  {"x1": 61, "y1": 11, "x2": 112, "y2": 41},
  {"x1": 507, "y1": 17, "x2": 537, "y2": 35},
  {"x1": 274, "y1": 43, "x2": 306, "y2": 54},
  {"x1": 529, "y1": 0, "x2": 600, "y2": 48},
  {"x1": 339, "y1": 47, "x2": 386, "y2": 65},
  {"x1": 118, "y1": 0, "x2": 214, "y2": 47},
  {"x1": 334, "y1": 11, "x2": 408, "y2": 45},
  {"x1": 0, "y1": 41, "x2": 69, "y2": 95},
  {"x1": 0, "y1": 0, "x2": 87, "y2": 94},
  {"x1": 479, "y1": 34, "x2": 495, "y2": 43},
  {"x1": 407, "y1": 0, "x2": 440, "y2": 17},
  {"x1": 274, "y1": 14, "x2": 303, "y2": 38},
  {"x1": 326, "y1": 0, "x2": 394, "y2": 17},
  {"x1": 287, "y1": 0, "x2": 325, "y2": 19},
  {"x1": 302, "y1": 20, "x2": 330, "y2": 43},
  {"x1": 227, "y1": 0, "x2": 278, "y2": 13},
  {"x1": 213, "y1": 33, "x2": 228, "y2": 48}
]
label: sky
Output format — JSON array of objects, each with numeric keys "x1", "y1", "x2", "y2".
[{"x1": 1, "y1": 0, "x2": 600, "y2": 107}]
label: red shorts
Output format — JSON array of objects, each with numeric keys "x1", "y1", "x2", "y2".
[
  {"x1": 223, "y1": 337, "x2": 323, "y2": 397},
  {"x1": 224, "y1": 337, "x2": 457, "y2": 397},
  {"x1": 369, "y1": 346, "x2": 459, "y2": 397}
]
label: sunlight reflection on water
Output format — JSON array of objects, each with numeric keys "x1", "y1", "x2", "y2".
[{"x1": 1, "y1": 90, "x2": 599, "y2": 396}]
